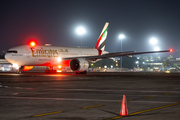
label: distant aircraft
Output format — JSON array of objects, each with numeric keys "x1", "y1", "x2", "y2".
[{"x1": 5, "y1": 22, "x2": 172, "y2": 74}]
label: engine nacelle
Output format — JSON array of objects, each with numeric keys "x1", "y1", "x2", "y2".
[{"x1": 69, "y1": 58, "x2": 89, "y2": 72}]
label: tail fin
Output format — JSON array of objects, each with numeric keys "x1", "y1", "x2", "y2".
[{"x1": 95, "y1": 22, "x2": 109, "y2": 51}]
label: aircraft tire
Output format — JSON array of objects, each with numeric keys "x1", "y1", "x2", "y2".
[
  {"x1": 75, "y1": 71, "x2": 87, "y2": 74},
  {"x1": 45, "y1": 70, "x2": 57, "y2": 74},
  {"x1": 82, "y1": 71, "x2": 87, "y2": 74}
]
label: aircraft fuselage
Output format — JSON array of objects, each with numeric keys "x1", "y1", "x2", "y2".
[{"x1": 5, "y1": 45, "x2": 108, "y2": 66}]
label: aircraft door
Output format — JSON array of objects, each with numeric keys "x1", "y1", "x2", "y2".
[
  {"x1": 79, "y1": 50, "x2": 82, "y2": 56},
  {"x1": 26, "y1": 49, "x2": 31, "y2": 58}
]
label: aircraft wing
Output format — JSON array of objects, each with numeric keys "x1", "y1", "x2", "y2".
[{"x1": 62, "y1": 50, "x2": 172, "y2": 61}]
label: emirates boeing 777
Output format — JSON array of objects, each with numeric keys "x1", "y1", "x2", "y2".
[{"x1": 5, "y1": 22, "x2": 172, "y2": 74}]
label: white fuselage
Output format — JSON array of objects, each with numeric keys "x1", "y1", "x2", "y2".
[{"x1": 5, "y1": 45, "x2": 108, "y2": 66}]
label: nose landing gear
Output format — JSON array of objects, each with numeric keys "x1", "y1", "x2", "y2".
[{"x1": 16, "y1": 66, "x2": 24, "y2": 74}]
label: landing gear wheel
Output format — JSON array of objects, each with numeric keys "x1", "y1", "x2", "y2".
[
  {"x1": 82, "y1": 71, "x2": 87, "y2": 74},
  {"x1": 16, "y1": 66, "x2": 24, "y2": 74},
  {"x1": 45, "y1": 70, "x2": 57, "y2": 74},
  {"x1": 16, "y1": 70, "x2": 21, "y2": 74},
  {"x1": 75, "y1": 71, "x2": 87, "y2": 74}
]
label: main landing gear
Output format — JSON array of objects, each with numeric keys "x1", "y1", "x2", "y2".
[{"x1": 45, "y1": 66, "x2": 57, "y2": 73}]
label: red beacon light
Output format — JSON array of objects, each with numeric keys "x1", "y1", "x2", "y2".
[
  {"x1": 169, "y1": 49, "x2": 173, "y2": 52},
  {"x1": 30, "y1": 41, "x2": 36, "y2": 47}
]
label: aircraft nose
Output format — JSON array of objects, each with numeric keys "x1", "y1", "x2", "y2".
[{"x1": 5, "y1": 53, "x2": 11, "y2": 62}]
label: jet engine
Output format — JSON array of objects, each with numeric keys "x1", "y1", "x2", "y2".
[{"x1": 69, "y1": 58, "x2": 89, "y2": 72}]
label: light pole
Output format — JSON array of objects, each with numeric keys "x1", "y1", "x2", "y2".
[
  {"x1": 154, "y1": 46, "x2": 160, "y2": 64},
  {"x1": 119, "y1": 34, "x2": 125, "y2": 71},
  {"x1": 149, "y1": 37, "x2": 158, "y2": 68},
  {"x1": 76, "y1": 26, "x2": 86, "y2": 47},
  {"x1": 154, "y1": 46, "x2": 160, "y2": 51}
]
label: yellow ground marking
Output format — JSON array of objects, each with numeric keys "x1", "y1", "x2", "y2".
[
  {"x1": 106, "y1": 116, "x2": 123, "y2": 120},
  {"x1": 82, "y1": 104, "x2": 102, "y2": 109},
  {"x1": 129, "y1": 102, "x2": 180, "y2": 116},
  {"x1": 144, "y1": 96, "x2": 155, "y2": 99},
  {"x1": 33, "y1": 111, "x2": 62, "y2": 117},
  {"x1": 106, "y1": 102, "x2": 180, "y2": 120},
  {"x1": 165, "y1": 92, "x2": 173, "y2": 95}
]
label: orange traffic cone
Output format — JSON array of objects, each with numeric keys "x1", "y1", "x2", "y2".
[{"x1": 120, "y1": 95, "x2": 128, "y2": 116}]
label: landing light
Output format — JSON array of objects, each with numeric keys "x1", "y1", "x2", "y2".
[
  {"x1": 57, "y1": 70, "x2": 62, "y2": 72},
  {"x1": 58, "y1": 65, "x2": 61, "y2": 69},
  {"x1": 57, "y1": 57, "x2": 62, "y2": 62},
  {"x1": 12, "y1": 63, "x2": 19, "y2": 69}
]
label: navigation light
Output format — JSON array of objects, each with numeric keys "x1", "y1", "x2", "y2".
[{"x1": 169, "y1": 49, "x2": 173, "y2": 52}]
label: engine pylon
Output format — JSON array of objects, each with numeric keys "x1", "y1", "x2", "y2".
[{"x1": 120, "y1": 95, "x2": 128, "y2": 116}]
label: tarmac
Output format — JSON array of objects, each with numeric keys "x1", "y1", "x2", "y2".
[{"x1": 0, "y1": 72, "x2": 180, "y2": 120}]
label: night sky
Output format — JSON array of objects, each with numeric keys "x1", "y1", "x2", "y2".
[{"x1": 0, "y1": 0, "x2": 180, "y2": 57}]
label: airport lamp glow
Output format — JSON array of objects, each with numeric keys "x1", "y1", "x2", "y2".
[
  {"x1": 76, "y1": 26, "x2": 86, "y2": 47},
  {"x1": 150, "y1": 37, "x2": 157, "y2": 45},
  {"x1": 119, "y1": 34, "x2": 125, "y2": 71},
  {"x1": 119, "y1": 34, "x2": 125, "y2": 39},
  {"x1": 76, "y1": 27, "x2": 86, "y2": 35}
]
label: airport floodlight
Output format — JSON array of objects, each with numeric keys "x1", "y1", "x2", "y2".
[
  {"x1": 136, "y1": 61, "x2": 139, "y2": 64},
  {"x1": 154, "y1": 47, "x2": 160, "y2": 51},
  {"x1": 119, "y1": 34, "x2": 125, "y2": 39},
  {"x1": 150, "y1": 37, "x2": 157, "y2": 45},
  {"x1": 76, "y1": 27, "x2": 86, "y2": 35},
  {"x1": 143, "y1": 62, "x2": 145, "y2": 64},
  {"x1": 104, "y1": 65, "x2": 107, "y2": 68}
]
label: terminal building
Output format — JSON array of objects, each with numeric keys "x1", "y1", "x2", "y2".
[{"x1": 0, "y1": 59, "x2": 12, "y2": 71}]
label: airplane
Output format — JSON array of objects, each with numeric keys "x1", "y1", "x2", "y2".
[{"x1": 5, "y1": 22, "x2": 173, "y2": 74}]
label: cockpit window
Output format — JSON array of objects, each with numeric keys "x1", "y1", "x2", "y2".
[{"x1": 7, "y1": 50, "x2": 18, "y2": 53}]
